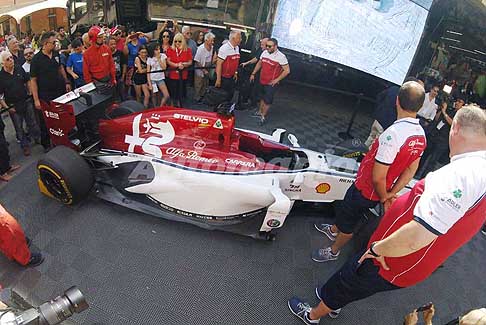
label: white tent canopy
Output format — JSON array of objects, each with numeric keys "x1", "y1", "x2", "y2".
[{"x1": 0, "y1": 0, "x2": 66, "y2": 24}]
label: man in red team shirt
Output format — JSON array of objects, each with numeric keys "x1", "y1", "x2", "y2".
[
  {"x1": 288, "y1": 104, "x2": 486, "y2": 324},
  {"x1": 250, "y1": 38, "x2": 290, "y2": 124},
  {"x1": 312, "y1": 81, "x2": 426, "y2": 263},
  {"x1": 83, "y1": 26, "x2": 116, "y2": 85},
  {"x1": 215, "y1": 30, "x2": 241, "y2": 99}
]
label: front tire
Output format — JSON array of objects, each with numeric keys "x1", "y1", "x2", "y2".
[{"x1": 37, "y1": 146, "x2": 94, "y2": 205}]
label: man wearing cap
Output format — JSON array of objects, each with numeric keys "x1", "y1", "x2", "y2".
[
  {"x1": 83, "y1": 26, "x2": 116, "y2": 85},
  {"x1": 416, "y1": 95, "x2": 466, "y2": 178}
]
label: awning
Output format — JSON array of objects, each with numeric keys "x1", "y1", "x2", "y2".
[{"x1": 0, "y1": 0, "x2": 66, "y2": 24}]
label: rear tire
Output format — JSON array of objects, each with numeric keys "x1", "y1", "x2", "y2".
[{"x1": 37, "y1": 146, "x2": 94, "y2": 205}]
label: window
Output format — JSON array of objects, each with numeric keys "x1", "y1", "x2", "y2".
[
  {"x1": 48, "y1": 8, "x2": 57, "y2": 31},
  {"x1": 25, "y1": 15, "x2": 32, "y2": 34},
  {"x1": 148, "y1": 0, "x2": 262, "y2": 27}
]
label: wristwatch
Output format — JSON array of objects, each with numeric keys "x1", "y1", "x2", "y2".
[{"x1": 369, "y1": 242, "x2": 381, "y2": 257}]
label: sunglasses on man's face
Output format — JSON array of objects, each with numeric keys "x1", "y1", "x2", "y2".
[{"x1": 266, "y1": 45, "x2": 274, "y2": 48}]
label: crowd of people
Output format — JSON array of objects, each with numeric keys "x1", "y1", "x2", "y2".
[
  {"x1": 0, "y1": 21, "x2": 485, "y2": 323},
  {"x1": 0, "y1": 22, "x2": 291, "y2": 184}
]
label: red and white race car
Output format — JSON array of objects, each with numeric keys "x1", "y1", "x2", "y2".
[{"x1": 36, "y1": 85, "x2": 408, "y2": 240}]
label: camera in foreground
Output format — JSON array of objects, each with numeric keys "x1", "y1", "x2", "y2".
[{"x1": 0, "y1": 286, "x2": 88, "y2": 325}]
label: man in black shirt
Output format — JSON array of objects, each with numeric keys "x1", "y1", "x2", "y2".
[
  {"x1": 109, "y1": 37, "x2": 127, "y2": 101},
  {"x1": 416, "y1": 95, "x2": 466, "y2": 178},
  {"x1": 0, "y1": 51, "x2": 39, "y2": 156},
  {"x1": 30, "y1": 31, "x2": 71, "y2": 151},
  {"x1": 7, "y1": 38, "x2": 25, "y2": 66}
]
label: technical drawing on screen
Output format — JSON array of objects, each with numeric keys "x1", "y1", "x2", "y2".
[{"x1": 272, "y1": 0, "x2": 432, "y2": 84}]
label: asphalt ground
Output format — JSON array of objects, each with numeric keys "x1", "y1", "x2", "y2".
[{"x1": 0, "y1": 84, "x2": 485, "y2": 324}]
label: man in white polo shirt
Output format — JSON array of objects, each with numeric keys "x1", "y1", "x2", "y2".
[
  {"x1": 215, "y1": 30, "x2": 241, "y2": 100},
  {"x1": 194, "y1": 32, "x2": 216, "y2": 103},
  {"x1": 288, "y1": 104, "x2": 486, "y2": 324},
  {"x1": 417, "y1": 84, "x2": 439, "y2": 128},
  {"x1": 250, "y1": 38, "x2": 290, "y2": 124},
  {"x1": 312, "y1": 81, "x2": 427, "y2": 265}
]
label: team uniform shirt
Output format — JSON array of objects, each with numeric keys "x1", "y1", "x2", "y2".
[
  {"x1": 166, "y1": 47, "x2": 192, "y2": 80},
  {"x1": 194, "y1": 44, "x2": 213, "y2": 78},
  {"x1": 259, "y1": 50, "x2": 288, "y2": 85},
  {"x1": 355, "y1": 117, "x2": 426, "y2": 201},
  {"x1": 218, "y1": 42, "x2": 240, "y2": 78},
  {"x1": 147, "y1": 55, "x2": 167, "y2": 81},
  {"x1": 30, "y1": 50, "x2": 65, "y2": 100},
  {"x1": 417, "y1": 93, "x2": 438, "y2": 120},
  {"x1": 82, "y1": 44, "x2": 116, "y2": 83},
  {"x1": 369, "y1": 151, "x2": 486, "y2": 287}
]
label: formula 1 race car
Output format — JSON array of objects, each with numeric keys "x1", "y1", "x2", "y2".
[{"x1": 36, "y1": 84, "x2": 387, "y2": 240}]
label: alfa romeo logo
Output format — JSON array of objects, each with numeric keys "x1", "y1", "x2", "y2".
[
  {"x1": 193, "y1": 140, "x2": 206, "y2": 150},
  {"x1": 267, "y1": 219, "x2": 281, "y2": 228}
]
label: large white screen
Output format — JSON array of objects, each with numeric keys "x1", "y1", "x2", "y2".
[{"x1": 272, "y1": 0, "x2": 430, "y2": 85}]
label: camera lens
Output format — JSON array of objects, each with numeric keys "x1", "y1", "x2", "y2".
[{"x1": 38, "y1": 286, "x2": 89, "y2": 325}]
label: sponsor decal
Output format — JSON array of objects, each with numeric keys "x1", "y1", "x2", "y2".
[
  {"x1": 284, "y1": 184, "x2": 302, "y2": 193},
  {"x1": 266, "y1": 219, "x2": 281, "y2": 228},
  {"x1": 409, "y1": 139, "x2": 425, "y2": 147},
  {"x1": 49, "y1": 128, "x2": 64, "y2": 137},
  {"x1": 315, "y1": 183, "x2": 331, "y2": 194},
  {"x1": 166, "y1": 147, "x2": 218, "y2": 164},
  {"x1": 453, "y1": 189, "x2": 462, "y2": 199},
  {"x1": 44, "y1": 111, "x2": 60, "y2": 120},
  {"x1": 147, "y1": 196, "x2": 263, "y2": 221},
  {"x1": 125, "y1": 113, "x2": 175, "y2": 158},
  {"x1": 213, "y1": 119, "x2": 223, "y2": 129},
  {"x1": 225, "y1": 158, "x2": 256, "y2": 168},
  {"x1": 173, "y1": 113, "x2": 209, "y2": 124},
  {"x1": 446, "y1": 198, "x2": 461, "y2": 211},
  {"x1": 193, "y1": 140, "x2": 206, "y2": 150},
  {"x1": 102, "y1": 52, "x2": 109, "y2": 56},
  {"x1": 351, "y1": 138, "x2": 362, "y2": 147},
  {"x1": 386, "y1": 135, "x2": 392, "y2": 141},
  {"x1": 151, "y1": 113, "x2": 161, "y2": 120},
  {"x1": 338, "y1": 178, "x2": 354, "y2": 184}
]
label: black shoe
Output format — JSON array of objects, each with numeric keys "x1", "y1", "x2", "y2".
[
  {"x1": 26, "y1": 252, "x2": 44, "y2": 267},
  {"x1": 26, "y1": 236, "x2": 31, "y2": 247}
]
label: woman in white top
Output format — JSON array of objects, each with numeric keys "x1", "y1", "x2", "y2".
[{"x1": 147, "y1": 42, "x2": 170, "y2": 107}]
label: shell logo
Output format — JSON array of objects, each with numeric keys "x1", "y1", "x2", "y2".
[{"x1": 315, "y1": 183, "x2": 331, "y2": 194}]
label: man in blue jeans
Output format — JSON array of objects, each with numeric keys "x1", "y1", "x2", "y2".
[{"x1": 0, "y1": 51, "x2": 40, "y2": 156}]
